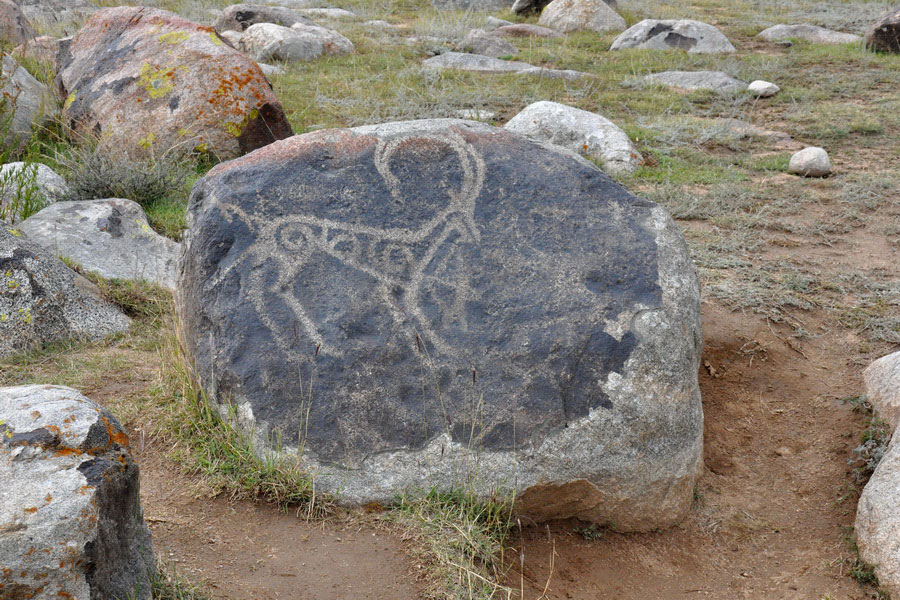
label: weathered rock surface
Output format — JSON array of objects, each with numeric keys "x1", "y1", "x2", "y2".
[
  {"x1": 611, "y1": 19, "x2": 736, "y2": 53},
  {"x1": 423, "y1": 52, "x2": 587, "y2": 79},
  {"x1": 0, "y1": 162, "x2": 69, "y2": 224},
  {"x1": 864, "y1": 351, "x2": 900, "y2": 430},
  {"x1": 538, "y1": 0, "x2": 626, "y2": 34},
  {"x1": 747, "y1": 79, "x2": 780, "y2": 97},
  {"x1": 19, "y1": 199, "x2": 180, "y2": 289},
  {"x1": 177, "y1": 118, "x2": 703, "y2": 530},
  {"x1": 789, "y1": 146, "x2": 831, "y2": 177},
  {"x1": 0, "y1": 385, "x2": 152, "y2": 600},
  {"x1": 505, "y1": 101, "x2": 641, "y2": 174},
  {"x1": 494, "y1": 23, "x2": 563, "y2": 38},
  {"x1": 214, "y1": 3, "x2": 314, "y2": 32},
  {"x1": 643, "y1": 70, "x2": 746, "y2": 93},
  {"x1": 219, "y1": 29, "x2": 243, "y2": 46},
  {"x1": 0, "y1": 0, "x2": 35, "y2": 46},
  {"x1": 511, "y1": 0, "x2": 552, "y2": 15},
  {"x1": 257, "y1": 61, "x2": 286, "y2": 76},
  {"x1": 11, "y1": 35, "x2": 62, "y2": 67},
  {"x1": 461, "y1": 29, "x2": 519, "y2": 57},
  {"x1": 0, "y1": 227, "x2": 130, "y2": 358},
  {"x1": 0, "y1": 53, "x2": 50, "y2": 146},
  {"x1": 239, "y1": 22, "x2": 325, "y2": 62},
  {"x1": 757, "y1": 23, "x2": 861, "y2": 44},
  {"x1": 57, "y1": 6, "x2": 293, "y2": 161},
  {"x1": 290, "y1": 22, "x2": 354, "y2": 54},
  {"x1": 866, "y1": 7, "x2": 900, "y2": 52}
]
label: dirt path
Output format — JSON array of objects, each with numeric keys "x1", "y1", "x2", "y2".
[
  {"x1": 507, "y1": 302, "x2": 876, "y2": 599},
  {"x1": 136, "y1": 446, "x2": 423, "y2": 600}
]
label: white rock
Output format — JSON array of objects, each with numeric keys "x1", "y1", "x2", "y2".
[
  {"x1": 298, "y1": 8, "x2": 357, "y2": 19},
  {"x1": 538, "y1": 0, "x2": 626, "y2": 34},
  {"x1": 865, "y1": 352, "x2": 900, "y2": 430},
  {"x1": 219, "y1": 28, "x2": 243, "y2": 46},
  {"x1": 239, "y1": 21, "x2": 353, "y2": 62},
  {"x1": 18, "y1": 198, "x2": 181, "y2": 289},
  {"x1": 747, "y1": 79, "x2": 780, "y2": 97},
  {"x1": 456, "y1": 108, "x2": 497, "y2": 120},
  {"x1": 257, "y1": 61, "x2": 286, "y2": 76},
  {"x1": 0, "y1": 162, "x2": 69, "y2": 224},
  {"x1": 857, "y1": 439, "x2": 900, "y2": 599},
  {"x1": 758, "y1": 24, "x2": 861, "y2": 44},
  {"x1": 423, "y1": 52, "x2": 588, "y2": 79},
  {"x1": 611, "y1": 19, "x2": 736, "y2": 53},
  {"x1": 643, "y1": 70, "x2": 746, "y2": 93},
  {"x1": 788, "y1": 146, "x2": 831, "y2": 177},
  {"x1": 505, "y1": 100, "x2": 642, "y2": 174},
  {"x1": 290, "y1": 22, "x2": 354, "y2": 55}
]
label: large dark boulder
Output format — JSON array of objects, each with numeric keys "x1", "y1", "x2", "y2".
[
  {"x1": 57, "y1": 6, "x2": 293, "y2": 161},
  {"x1": 866, "y1": 7, "x2": 900, "y2": 52},
  {"x1": 0, "y1": 385, "x2": 153, "y2": 600},
  {"x1": 177, "y1": 119, "x2": 703, "y2": 531}
]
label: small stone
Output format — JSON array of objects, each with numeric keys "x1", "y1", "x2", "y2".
[
  {"x1": 423, "y1": 52, "x2": 588, "y2": 79},
  {"x1": 643, "y1": 70, "x2": 746, "y2": 93},
  {"x1": 757, "y1": 24, "x2": 861, "y2": 45},
  {"x1": 297, "y1": 8, "x2": 357, "y2": 19},
  {"x1": 494, "y1": 24, "x2": 562, "y2": 38},
  {"x1": 788, "y1": 147, "x2": 831, "y2": 177},
  {"x1": 747, "y1": 80, "x2": 780, "y2": 97},
  {"x1": 460, "y1": 29, "x2": 518, "y2": 57}
]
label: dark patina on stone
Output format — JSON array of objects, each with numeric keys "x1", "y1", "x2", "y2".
[{"x1": 178, "y1": 120, "x2": 702, "y2": 529}]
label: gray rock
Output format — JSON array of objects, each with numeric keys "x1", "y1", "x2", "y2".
[
  {"x1": 538, "y1": 0, "x2": 626, "y2": 34},
  {"x1": 757, "y1": 23, "x2": 861, "y2": 44},
  {"x1": 864, "y1": 352, "x2": 900, "y2": 430},
  {"x1": 511, "y1": 0, "x2": 552, "y2": 15},
  {"x1": 257, "y1": 61, "x2": 286, "y2": 76},
  {"x1": 643, "y1": 70, "x2": 746, "y2": 93},
  {"x1": 291, "y1": 21, "x2": 354, "y2": 54},
  {"x1": 505, "y1": 100, "x2": 641, "y2": 174},
  {"x1": 788, "y1": 146, "x2": 831, "y2": 177},
  {"x1": 0, "y1": 54, "x2": 50, "y2": 147},
  {"x1": 461, "y1": 29, "x2": 519, "y2": 57},
  {"x1": 747, "y1": 79, "x2": 780, "y2": 97},
  {"x1": 177, "y1": 119, "x2": 703, "y2": 531},
  {"x1": 484, "y1": 16, "x2": 514, "y2": 30},
  {"x1": 857, "y1": 436, "x2": 900, "y2": 599},
  {"x1": 214, "y1": 3, "x2": 314, "y2": 32},
  {"x1": 0, "y1": 162, "x2": 69, "y2": 224},
  {"x1": 219, "y1": 29, "x2": 243, "y2": 46},
  {"x1": 423, "y1": 52, "x2": 587, "y2": 79},
  {"x1": 611, "y1": 19, "x2": 736, "y2": 53},
  {"x1": 494, "y1": 23, "x2": 562, "y2": 38},
  {"x1": 0, "y1": 0, "x2": 35, "y2": 46},
  {"x1": 865, "y1": 7, "x2": 900, "y2": 53},
  {"x1": 455, "y1": 108, "x2": 497, "y2": 120},
  {"x1": 298, "y1": 8, "x2": 358, "y2": 19},
  {"x1": 18, "y1": 199, "x2": 180, "y2": 290},
  {"x1": 431, "y1": 0, "x2": 514, "y2": 9},
  {"x1": 238, "y1": 21, "x2": 353, "y2": 62},
  {"x1": 11, "y1": 35, "x2": 62, "y2": 68},
  {"x1": 0, "y1": 385, "x2": 153, "y2": 600},
  {"x1": 0, "y1": 227, "x2": 130, "y2": 358}
]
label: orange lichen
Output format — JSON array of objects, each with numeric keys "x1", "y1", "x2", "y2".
[{"x1": 23, "y1": 507, "x2": 37, "y2": 514}]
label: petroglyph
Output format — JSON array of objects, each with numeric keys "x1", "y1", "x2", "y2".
[{"x1": 207, "y1": 130, "x2": 486, "y2": 359}]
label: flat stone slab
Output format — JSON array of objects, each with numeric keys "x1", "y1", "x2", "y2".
[
  {"x1": 19, "y1": 199, "x2": 180, "y2": 289},
  {"x1": 177, "y1": 118, "x2": 703, "y2": 531},
  {"x1": 758, "y1": 23, "x2": 861, "y2": 44},
  {"x1": 0, "y1": 385, "x2": 153, "y2": 600},
  {"x1": 643, "y1": 70, "x2": 746, "y2": 92},
  {"x1": 611, "y1": 19, "x2": 736, "y2": 53},
  {"x1": 423, "y1": 52, "x2": 588, "y2": 79}
]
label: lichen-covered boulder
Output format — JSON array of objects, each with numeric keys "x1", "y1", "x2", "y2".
[
  {"x1": 0, "y1": 226, "x2": 130, "y2": 358},
  {"x1": 0, "y1": 385, "x2": 153, "y2": 600},
  {"x1": 504, "y1": 101, "x2": 641, "y2": 174},
  {"x1": 19, "y1": 199, "x2": 180, "y2": 289},
  {"x1": 611, "y1": 19, "x2": 736, "y2": 53},
  {"x1": 214, "y1": 3, "x2": 315, "y2": 33},
  {"x1": 0, "y1": 0, "x2": 35, "y2": 46},
  {"x1": 177, "y1": 119, "x2": 703, "y2": 531},
  {"x1": 0, "y1": 53, "x2": 50, "y2": 147},
  {"x1": 57, "y1": 6, "x2": 293, "y2": 161},
  {"x1": 866, "y1": 8, "x2": 900, "y2": 53}
]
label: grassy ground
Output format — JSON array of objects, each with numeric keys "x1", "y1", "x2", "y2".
[{"x1": 3, "y1": 0, "x2": 899, "y2": 597}]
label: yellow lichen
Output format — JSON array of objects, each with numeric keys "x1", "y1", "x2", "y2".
[
  {"x1": 158, "y1": 31, "x2": 190, "y2": 44},
  {"x1": 6, "y1": 228, "x2": 22, "y2": 237},
  {"x1": 209, "y1": 31, "x2": 223, "y2": 45},
  {"x1": 63, "y1": 91, "x2": 77, "y2": 111},
  {"x1": 138, "y1": 132, "x2": 155, "y2": 149},
  {"x1": 137, "y1": 62, "x2": 177, "y2": 99}
]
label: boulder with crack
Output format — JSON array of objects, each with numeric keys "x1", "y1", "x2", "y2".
[
  {"x1": 177, "y1": 118, "x2": 703, "y2": 531},
  {"x1": 611, "y1": 19, "x2": 736, "y2": 53}
]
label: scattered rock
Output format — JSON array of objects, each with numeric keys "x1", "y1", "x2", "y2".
[
  {"x1": 494, "y1": 23, "x2": 563, "y2": 38},
  {"x1": 643, "y1": 70, "x2": 746, "y2": 93},
  {"x1": 0, "y1": 162, "x2": 69, "y2": 224},
  {"x1": 461, "y1": 29, "x2": 519, "y2": 57},
  {"x1": 865, "y1": 7, "x2": 900, "y2": 53},
  {"x1": 219, "y1": 29, "x2": 243, "y2": 46},
  {"x1": 864, "y1": 351, "x2": 900, "y2": 429},
  {"x1": 57, "y1": 7, "x2": 293, "y2": 161},
  {"x1": 423, "y1": 52, "x2": 587, "y2": 79},
  {"x1": 240, "y1": 22, "x2": 324, "y2": 62},
  {"x1": 611, "y1": 19, "x2": 736, "y2": 53},
  {"x1": 511, "y1": 0, "x2": 552, "y2": 15},
  {"x1": 538, "y1": 0, "x2": 626, "y2": 34},
  {"x1": 298, "y1": 8, "x2": 358, "y2": 19},
  {"x1": 18, "y1": 199, "x2": 180, "y2": 289},
  {"x1": 757, "y1": 24, "x2": 861, "y2": 44},
  {"x1": 291, "y1": 22, "x2": 354, "y2": 54},
  {"x1": 0, "y1": 54, "x2": 50, "y2": 147},
  {"x1": 747, "y1": 79, "x2": 780, "y2": 97},
  {"x1": 455, "y1": 108, "x2": 497, "y2": 120},
  {"x1": 504, "y1": 100, "x2": 641, "y2": 174},
  {"x1": 485, "y1": 16, "x2": 514, "y2": 30},
  {"x1": 0, "y1": 0, "x2": 35, "y2": 46},
  {"x1": 0, "y1": 385, "x2": 153, "y2": 600},
  {"x1": 177, "y1": 118, "x2": 703, "y2": 530},
  {"x1": 788, "y1": 146, "x2": 831, "y2": 177},
  {"x1": 214, "y1": 3, "x2": 314, "y2": 33},
  {"x1": 0, "y1": 227, "x2": 130, "y2": 358}
]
